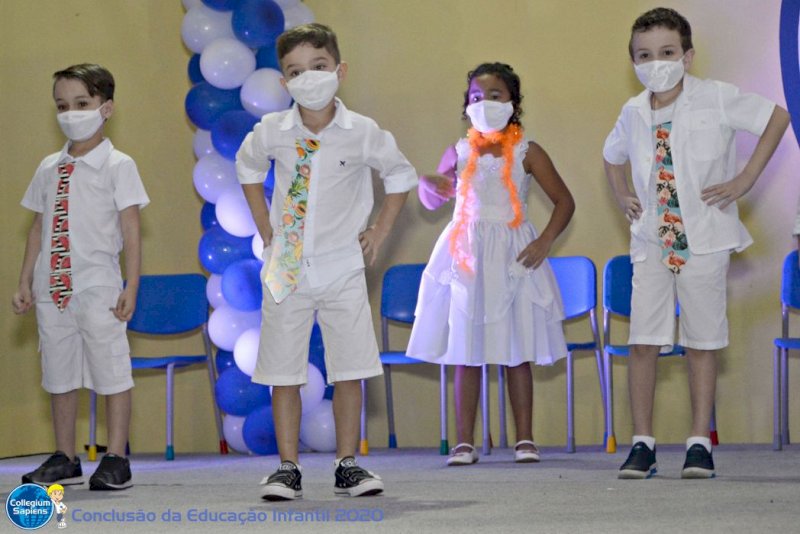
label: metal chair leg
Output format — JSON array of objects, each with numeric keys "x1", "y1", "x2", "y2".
[
  {"x1": 497, "y1": 365, "x2": 508, "y2": 449},
  {"x1": 440, "y1": 365, "x2": 449, "y2": 455},
  {"x1": 481, "y1": 365, "x2": 491, "y2": 455},
  {"x1": 567, "y1": 351, "x2": 575, "y2": 453},
  {"x1": 166, "y1": 363, "x2": 175, "y2": 460},
  {"x1": 360, "y1": 379, "x2": 369, "y2": 455},
  {"x1": 604, "y1": 352, "x2": 616, "y2": 453},
  {"x1": 781, "y1": 349, "x2": 790, "y2": 445},
  {"x1": 384, "y1": 365, "x2": 398, "y2": 448},
  {"x1": 774, "y1": 346, "x2": 783, "y2": 450},
  {"x1": 89, "y1": 391, "x2": 98, "y2": 461}
]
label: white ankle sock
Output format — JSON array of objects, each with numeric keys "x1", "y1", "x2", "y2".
[
  {"x1": 632, "y1": 435, "x2": 656, "y2": 450},
  {"x1": 686, "y1": 436, "x2": 711, "y2": 452}
]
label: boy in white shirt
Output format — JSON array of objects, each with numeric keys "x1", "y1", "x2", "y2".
[
  {"x1": 604, "y1": 8, "x2": 789, "y2": 479},
  {"x1": 13, "y1": 64, "x2": 149, "y2": 490},
  {"x1": 237, "y1": 23, "x2": 417, "y2": 500}
]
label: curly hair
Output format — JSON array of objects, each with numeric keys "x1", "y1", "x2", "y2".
[{"x1": 462, "y1": 62, "x2": 523, "y2": 125}]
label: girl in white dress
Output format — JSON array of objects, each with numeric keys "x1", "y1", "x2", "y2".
[{"x1": 407, "y1": 63, "x2": 574, "y2": 465}]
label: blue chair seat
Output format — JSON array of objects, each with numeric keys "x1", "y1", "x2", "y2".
[
  {"x1": 773, "y1": 250, "x2": 800, "y2": 450},
  {"x1": 379, "y1": 352, "x2": 425, "y2": 366},
  {"x1": 131, "y1": 355, "x2": 207, "y2": 370},
  {"x1": 774, "y1": 337, "x2": 800, "y2": 351},
  {"x1": 604, "y1": 344, "x2": 685, "y2": 357}
]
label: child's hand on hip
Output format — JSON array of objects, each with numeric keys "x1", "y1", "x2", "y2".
[{"x1": 359, "y1": 225, "x2": 388, "y2": 266}]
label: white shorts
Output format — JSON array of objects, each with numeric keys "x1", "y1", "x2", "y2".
[
  {"x1": 629, "y1": 241, "x2": 730, "y2": 351},
  {"x1": 36, "y1": 286, "x2": 133, "y2": 395},
  {"x1": 253, "y1": 267, "x2": 383, "y2": 386}
]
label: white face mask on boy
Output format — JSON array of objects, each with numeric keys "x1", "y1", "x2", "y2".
[
  {"x1": 465, "y1": 100, "x2": 514, "y2": 133},
  {"x1": 57, "y1": 105, "x2": 105, "y2": 142},
  {"x1": 634, "y1": 56, "x2": 685, "y2": 93},
  {"x1": 286, "y1": 67, "x2": 340, "y2": 111}
]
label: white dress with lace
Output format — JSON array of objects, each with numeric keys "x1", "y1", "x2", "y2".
[{"x1": 406, "y1": 137, "x2": 567, "y2": 366}]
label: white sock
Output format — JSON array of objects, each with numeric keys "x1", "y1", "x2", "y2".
[
  {"x1": 632, "y1": 435, "x2": 656, "y2": 451},
  {"x1": 686, "y1": 436, "x2": 712, "y2": 452}
]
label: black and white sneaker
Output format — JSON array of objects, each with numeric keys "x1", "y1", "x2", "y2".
[
  {"x1": 21, "y1": 452, "x2": 83, "y2": 486},
  {"x1": 89, "y1": 454, "x2": 132, "y2": 490},
  {"x1": 260, "y1": 461, "x2": 302, "y2": 501},
  {"x1": 681, "y1": 444, "x2": 715, "y2": 479},
  {"x1": 618, "y1": 442, "x2": 657, "y2": 479},
  {"x1": 334, "y1": 457, "x2": 384, "y2": 497}
]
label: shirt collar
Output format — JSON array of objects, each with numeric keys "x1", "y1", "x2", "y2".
[
  {"x1": 279, "y1": 97, "x2": 354, "y2": 132},
  {"x1": 57, "y1": 138, "x2": 113, "y2": 169}
]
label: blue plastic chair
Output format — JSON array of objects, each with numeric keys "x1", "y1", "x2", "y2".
[
  {"x1": 89, "y1": 274, "x2": 227, "y2": 460},
  {"x1": 602, "y1": 255, "x2": 718, "y2": 453},
  {"x1": 360, "y1": 264, "x2": 449, "y2": 455},
  {"x1": 550, "y1": 256, "x2": 605, "y2": 452},
  {"x1": 773, "y1": 250, "x2": 800, "y2": 450}
]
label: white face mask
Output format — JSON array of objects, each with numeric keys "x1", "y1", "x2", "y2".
[
  {"x1": 634, "y1": 56, "x2": 685, "y2": 93},
  {"x1": 286, "y1": 67, "x2": 340, "y2": 111},
  {"x1": 465, "y1": 100, "x2": 514, "y2": 133},
  {"x1": 57, "y1": 105, "x2": 105, "y2": 142}
]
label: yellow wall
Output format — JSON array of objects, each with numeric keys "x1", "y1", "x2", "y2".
[{"x1": 1, "y1": 0, "x2": 797, "y2": 457}]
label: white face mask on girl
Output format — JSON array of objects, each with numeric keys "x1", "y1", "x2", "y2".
[
  {"x1": 57, "y1": 104, "x2": 106, "y2": 142},
  {"x1": 634, "y1": 56, "x2": 685, "y2": 93},
  {"x1": 286, "y1": 67, "x2": 340, "y2": 111},
  {"x1": 465, "y1": 100, "x2": 514, "y2": 133}
]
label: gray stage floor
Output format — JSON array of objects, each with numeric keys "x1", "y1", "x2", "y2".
[{"x1": 2, "y1": 445, "x2": 799, "y2": 533}]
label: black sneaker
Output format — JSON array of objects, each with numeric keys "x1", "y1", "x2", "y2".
[
  {"x1": 21, "y1": 452, "x2": 83, "y2": 486},
  {"x1": 334, "y1": 456, "x2": 384, "y2": 497},
  {"x1": 89, "y1": 454, "x2": 132, "y2": 490},
  {"x1": 618, "y1": 442, "x2": 657, "y2": 479},
  {"x1": 681, "y1": 444, "x2": 715, "y2": 479},
  {"x1": 260, "y1": 461, "x2": 302, "y2": 501}
]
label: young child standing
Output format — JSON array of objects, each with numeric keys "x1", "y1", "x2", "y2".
[
  {"x1": 604, "y1": 7, "x2": 789, "y2": 479},
  {"x1": 13, "y1": 64, "x2": 149, "y2": 490},
  {"x1": 407, "y1": 63, "x2": 575, "y2": 466},
  {"x1": 236, "y1": 23, "x2": 417, "y2": 500}
]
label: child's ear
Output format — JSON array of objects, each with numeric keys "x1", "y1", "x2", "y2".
[
  {"x1": 337, "y1": 62, "x2": 348, "y2": 82},
  {"x1": 101, "y1": 100, "x2": 115, "y2": 120},
  {"x1": 683, "y1": 49, "x2": 695, "y2": 71}
]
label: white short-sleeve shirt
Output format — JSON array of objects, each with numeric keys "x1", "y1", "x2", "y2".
[
  {"x1": 21, "y1": 139, "x2": 150, "y2": 301},
  {"x1": 236, "y1": 98, "x2": 418, "y2": 287},
  {"x1": 603, "y1": 75, "x2": 775, "y2": 259}
]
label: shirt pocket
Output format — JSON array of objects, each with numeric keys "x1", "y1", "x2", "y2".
[{"x1": 687, "y1": 109, "x2": 724, "y2": 161}]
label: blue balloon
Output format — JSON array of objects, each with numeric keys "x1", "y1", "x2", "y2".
[
  {"x1": 199, "y1": 226, "x2": 254, "y2": 274},
  {"x1": 202, "y1": 0, "x2": 239, "y2": 11},
  {"x1": 243, "y1": 405, "x2": 279, "y2": 455},
  {"x1": 255, "y1": 43, "x2": 280, "y2": 71},
  {"x1": 201, "y1": 201, "x2": 219, "y2": 230},
  {"x1": 188, "y1": 54, "x2": 204, "y2": 84},
  {"x1": 232, "y1": 0, "x2": 285, "y2": 48},
  {"x1": 308, "y1": 322, "x2": 327, "y2": 381},
  {"x1": 211, "y1": 110, "x2": 260, "y2": 160},
  {"x1": 215, "y1": 367, "x2": 271, "y2": 416},
  {"x1": 216, "y1": 349, "x2": 236, "y2": 375},
  {"x1": 324, "y1": 384, "x2": 335, "y2": 400},
  {"x1": 185, "y1": 82, "x2": 243, "y2": 130},
  {"x1": 221, "y1": 259, "x2": 263, "y2": 311}
]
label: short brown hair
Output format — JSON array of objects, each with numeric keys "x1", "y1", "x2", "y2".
[
  {"x1": 629, "y1": 7, "x2": 693, "y2": 59},
  {"x1": 277, "y1": 23, "x2": 341, "y2": 65},
  {"x1": 53, "y1": 63, "x2": 115, "y2": 101}
]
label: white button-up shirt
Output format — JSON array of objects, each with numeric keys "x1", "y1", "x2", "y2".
[
  {"x1": 604, "y1": 75, "x2": 775, "y2": 260},
  {"x1": 21, "y1": 139, "x2": 150, "y2": 301},
  {"x1": 236, "y1": 99, "x2": 418, "y2": 287}
]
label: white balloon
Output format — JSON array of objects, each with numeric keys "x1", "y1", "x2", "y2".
[
  {"x1": 206, "y1": 273, "x2": 226, "y2": 309},
  {"x1": 200, "y1": 38, "x2": 256, "y2": 90},
  {"x1": 299, "y1": 399, "x2": 336, "y2": 452},
  {"x1": 300, "y1": 364, "x2": 325, "y2": 414},
  {"x1": 222, "y1": 415, "x2": 250, "y2": 454},
  {"x1": 181, "y1": 5, "x2": 234, "y2": 54},
  {"x1": 233, "y1": 328, "x2": 261, "y2": 376},
  {"x1": 251, "y1": 233, "x2": 264, "y2": 259},
  {"x1": 216, "y1": 188, "x2": 257, "y2": 237},
  {"x1": 182, "y1": 0, "x2": 203, "y2": 10},
  {"x1": 240, "y1": 69, "x2": 292, "y2": 117},
  {"x1": 193, "y1": 129, "x2": 215, "y2": 159},
  {"x1": 209, "y1": 305, "x2": 261, "y2": 351},
  {"x1": 193, "y1": 152, "x2": 239, "y2": 203},
  {"x1": 283, "y1": 3, "x2": 315, "y2": 30}
]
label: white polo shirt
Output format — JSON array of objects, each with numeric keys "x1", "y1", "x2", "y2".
[
  {"x1": 603, "y1": 74, "x2": 775, "y2": 260},
  {"x1": 236, "y1": 98, "x2": 418, "y2": 287},
  {"x1": 21, "y1": 139, "x2": 150, "y2": 301}
]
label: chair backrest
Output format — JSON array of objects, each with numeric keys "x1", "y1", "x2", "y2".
[
  {"x1": 550, "y1": 256, "x2": 597, "y2": 320},
  {"x1": 603, "y1": 255, "x2": 633, "y2": 318},
  {"x1": 781, "y1": 250, "x2": 800, "y2": 310},
  {"x1": 128, "y1": 274, "x2": 209, "y2": 335},
  {"x1": 381, "y1": 264, "x2": 426, "y2": 324}
]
